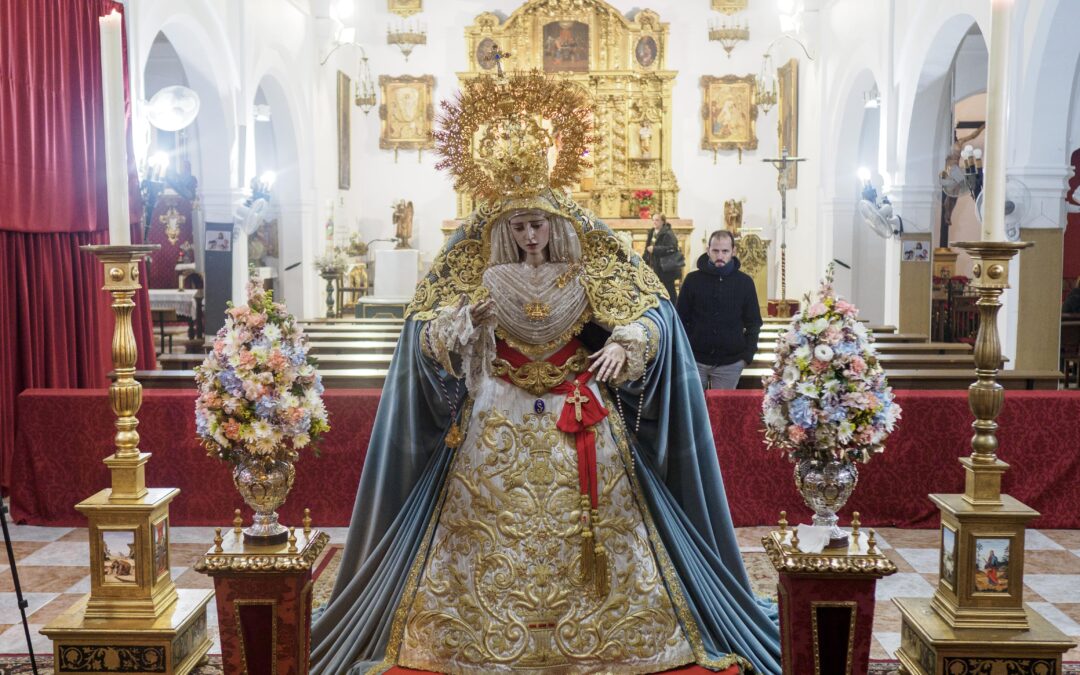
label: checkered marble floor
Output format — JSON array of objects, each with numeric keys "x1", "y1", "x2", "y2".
[{"x1": 2, "y1": 524, "x2": 1078, "y2": 661}]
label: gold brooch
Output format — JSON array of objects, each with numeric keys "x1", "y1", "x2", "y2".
[{"x1": 523, "y1": 301, "x2": 551, "y2": 321}]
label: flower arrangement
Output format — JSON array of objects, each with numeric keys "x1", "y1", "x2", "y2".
[
  {"x1": 633, "y1": 189, "x2": 654, "y2": 218},
  {"x1": 761, "y1": 266, "x2": 900, "y2": 464},
  {"x1": 314, "y1": 246, "x2": 350, "y2": 275},
  {"x1": 195, "y1": 282, "x2": 329, "y2": 466}
]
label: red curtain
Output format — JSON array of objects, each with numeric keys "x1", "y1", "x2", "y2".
[{"x1": 0, "y1": 0, "x2": 155, "y2": 487}]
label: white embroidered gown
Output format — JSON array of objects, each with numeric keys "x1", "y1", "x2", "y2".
[{"x1": 396, "y1": 262, "x2": 695, "y2": 674}]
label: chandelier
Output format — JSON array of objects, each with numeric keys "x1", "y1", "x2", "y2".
[
  {"x1": 387, "y1": 20, "x2": 426, "y2": 61},
  {"x1": 320, "y1": 35, "x2": 377, "y2": 115},
  {"x1": 708, "y1": 17, "x2": 749, "y2": 57},
  {"x1": 756, "y1": 52, "x2": 778, "y2": 114},
  {"x1": 354, "y1": 51, "x2": 376, "y2": 113}
]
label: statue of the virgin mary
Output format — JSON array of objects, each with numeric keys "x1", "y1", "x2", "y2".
[{"x1": 310, "y1": 72, "x2": 780, "y2": 675}]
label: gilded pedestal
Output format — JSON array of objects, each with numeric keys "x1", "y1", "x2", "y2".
[
  {"x1": 195, "y1": 524, "x2": 329, "y2": 675},
  {"x1": 762, "y1": 525, "x2": 897, "y2": 675},
  {"x1": 41, "y1": 245, "x2": 211, "y2": 673},
  {"x1": 894, "y1": 242, "x2": 1075, "y2": 674}
]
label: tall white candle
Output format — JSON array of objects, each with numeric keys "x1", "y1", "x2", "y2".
[
  {"x1": 981, "y1": 0, "x2": 1012, "y2": 241},
  {"x1": 99, "y1": 10, "x2": 131, "y2": 246}
]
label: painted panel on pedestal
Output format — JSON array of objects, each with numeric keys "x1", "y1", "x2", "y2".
[
  {"x1": 102, "y1": 529, "x2": 137, "y2": 585},
  {"x1": 974, "y1": 537, "x2": 1010, "y2": 593},
  {"x1": 940, "y1": 524, "x2": 956, "y2": 589}
]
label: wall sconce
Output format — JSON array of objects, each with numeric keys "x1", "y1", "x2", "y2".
[
  {"x1": 321, "y1": 34, "x2": 377, "y2": 115},
  {"x1": 387, "y1": 20, "x2": 426, "y2": 61},
  {"x1": 960, "y1": 145, "x2": 984, "y2": 199},
  {"x1": 708, "y1": 17, "x2": 749, "y2": 57},
  {"x1": 756, "y1": 53, "x2": 778, "y2": 114}
]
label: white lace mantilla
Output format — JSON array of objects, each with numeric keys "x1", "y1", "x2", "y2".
[{"x1": 483, "y1": 263, "x2": 588, "y2": 349}]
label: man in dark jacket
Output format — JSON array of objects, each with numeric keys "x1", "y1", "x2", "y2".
[{"x1": 676, "y1": 229, "x2": 762, "y2": 389}]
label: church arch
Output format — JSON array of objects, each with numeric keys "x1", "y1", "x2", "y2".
[{"x1": 137, "y1": 6, "x2": 239, "y2": 223}]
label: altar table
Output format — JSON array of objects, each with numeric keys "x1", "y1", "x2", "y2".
[{"x1": 11, "y1": 389, "x2": 1080, "y2": 528}]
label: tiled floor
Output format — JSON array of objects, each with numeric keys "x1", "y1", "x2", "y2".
[{"x1": 2, "y1": 524, "x2": 1078, "y2": 661}]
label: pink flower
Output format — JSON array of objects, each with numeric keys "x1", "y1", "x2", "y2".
[
  {"x1": 810, "y1": 359, "x2": 829, "y2": 374},
  {"x1": 788, "y1": 425, "x2": 807, "y2": 444},
  {"x1": 822, "y1": 326, "x2": 841, "y2": 344},
  {"x1": 248, "y1": 312, "x2": 266, "y2": 328},
  {"x1": 807, "y1": 302, "x2": 827, "y2": 318},
  {"x1": 236, "y1": 351, "x2": 256, "y2": 370},
  {"x1": 223, "y1": 418, "x2": 242, "y2": 440},
  {"x1": 835, "y1": 299, "x2": 858, "y2": 316},
  {"x1": 849, "y1": 356, "x2": 866, "y2": 375},
  {"x1": 267, "y1": 350, "x2": 288, "y2": 372}
]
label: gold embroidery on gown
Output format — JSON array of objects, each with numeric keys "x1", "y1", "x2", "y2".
[{"x1": 397, "y1": 382, "x2": 694, "y2": 674}]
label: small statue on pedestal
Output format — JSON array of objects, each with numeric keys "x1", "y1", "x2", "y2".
[{"x1": 393, "y1": 199, "x2": 414, "y2": 249}]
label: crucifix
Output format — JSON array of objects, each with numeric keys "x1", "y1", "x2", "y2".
[
  {"x1": 566, "y1": 383, "x2": 589, "y2": 423},
  {"x1": 490, "y1": 42, "x2": 512, "y2": 80},
  {"x1": 761, "y1": 148, "x2": 806, "y2": 317}
]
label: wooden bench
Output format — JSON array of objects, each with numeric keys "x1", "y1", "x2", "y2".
[{"x1": 738, "y1": 368, "x2": 1060, "y2": 390}]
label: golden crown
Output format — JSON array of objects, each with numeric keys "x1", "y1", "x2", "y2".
[{"x1": 434, "y1": 71, "x2": 596, "y2": 203}]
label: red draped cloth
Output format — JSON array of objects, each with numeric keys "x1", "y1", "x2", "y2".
[
  {"x1": 12, "y1": 389, "x2": 1080, "y2": 529},
  {"x1": 0, "y1": 0, "x2": 155, "y2": 487}
]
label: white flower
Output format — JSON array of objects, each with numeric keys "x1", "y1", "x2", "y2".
[
  {"x1": 261, "y1": 323, "x2": 282, "y2": 342},
  {"x1": 293, "y1": 433, "x2": 311, "y2": 448},
  {"x1": 805, "y1": 318, "x2": 829, "y2": 335},
  {"x1": 782, "y1": 366, "x2": 800, "y2": 385},
  {"x1": 837, "y1": 420, "x2": 855, "y2": 444},
  {"x1": 796, "y1": 381, "x2": 819, "y2": 398},
  {"x1": 814, "y1": 344, "x2": 834, "y2": 362},
  {"x1": 853, "y1": 322, "x2": 868, "y2": 339},
  {"x1": 822, "y1": 378, "x2": 841, "y2": 395},
  {"x1": 251, "y1": 420, "x2": 274, "y2": 439},
  {"x1": 794, "y1": 345, "x2": 812, "y2": 361},
  {"x1": 785, "y1": 331, "x2": 800, "y2": 346}
]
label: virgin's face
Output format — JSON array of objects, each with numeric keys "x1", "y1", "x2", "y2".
[{"x1": 508, "y1": 211, "x2": 551, "y2": 257}]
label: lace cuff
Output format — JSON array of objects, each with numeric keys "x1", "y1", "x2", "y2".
[
  {"x1": 421, "y1": 303, "x2": 496, "y2": 391},
  {"x1": 607, "y1": 322, "x2": 647, "y2": 385}
]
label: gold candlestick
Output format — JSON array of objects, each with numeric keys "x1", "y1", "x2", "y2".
[
  {"x1": 894, "y1": 240, "x2": 1074, "y2": 672},
  {"x1": 43, "y1": 244, "x2": 212, "y2": 674},
  {"x1": 84, "y1": 244, "x2": 157, "y2": 498}
]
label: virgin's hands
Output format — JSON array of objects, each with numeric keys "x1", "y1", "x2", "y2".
[
  {"x1": 468, "y1": 298, "x2": 496, "y2": 324},
  {"x1": 587, "y1": 343, "x2": 627, "y2": 383}
]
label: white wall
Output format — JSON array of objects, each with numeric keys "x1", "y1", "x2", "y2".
[{"x1": 125, "y1": 0, "x2": 1079, "y2": 336}]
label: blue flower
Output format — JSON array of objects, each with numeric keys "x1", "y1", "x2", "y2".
[
  {"x1": 834, "y1": 340, "x2": 858, "y2": 357},
  {"x1": 313, "y1": 375, "x2": 325, "y2": 395},
  {"x1": 216, "y1": 370, "x2": 243, "y2": 396},
  {"x1": 256, "y1": 396, "x2": 277, "y2": 418},
  {"x1": 789, "y1": 396, "x2": 817, "y2": 429},
  {"x1": 195, "y1": 411, "x2": 209, "y2": 436}
]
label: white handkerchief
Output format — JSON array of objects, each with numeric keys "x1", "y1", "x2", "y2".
[{"x1": 793, "y1": 524, "x2": 832, "y2": 553}]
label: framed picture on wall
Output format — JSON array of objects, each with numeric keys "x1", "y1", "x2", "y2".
[
  {"x1": 388, "y1": 0, "x2": 422, "y2": 18},
  {"x1": 778, "y1": 58, "x2": 799, "y2": 188},
  {"x1": 379, "y1": 75, "x2": 436, "y2": 159},
  {"x1": 543, "y1": 20, "x2": 590, "y2": 72},
  {"x1": 337, "y1": 70, "x2": 351, "y2": 190},
  {"x1": 700, "y1": 74, "x2": 758, "y2": 155}
]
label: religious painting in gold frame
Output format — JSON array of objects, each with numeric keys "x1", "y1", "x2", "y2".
[
  {"x1": 700, "y1": 74, "x2": 758, "y2": 155},
  {"x1": 388, "y1": 0, "x2": 422, "y2": 18},
  {"x1": 543, "y1": 20, "x2": 590, "y2": 72},
  {"x1": 712, "y1": 0, "x2": 748, "y2": 14},
  {"x1": 379, "y1": 75, "x2": 436, "y2": 158},
  {"x1": 337, "y1": 70, "x2": 351, "y2": 190},
  {"x1": 778, "y1": 58, "x2": 799, "y2": 188}
]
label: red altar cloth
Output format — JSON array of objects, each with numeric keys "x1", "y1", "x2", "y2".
[{"x1": 11, "y1": 389, "x2": 1080, "y2": 528}]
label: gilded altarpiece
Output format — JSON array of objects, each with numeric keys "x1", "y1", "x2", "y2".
[{"x1": 459, "y1": 0, "x2": 679, "y2": 222}]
